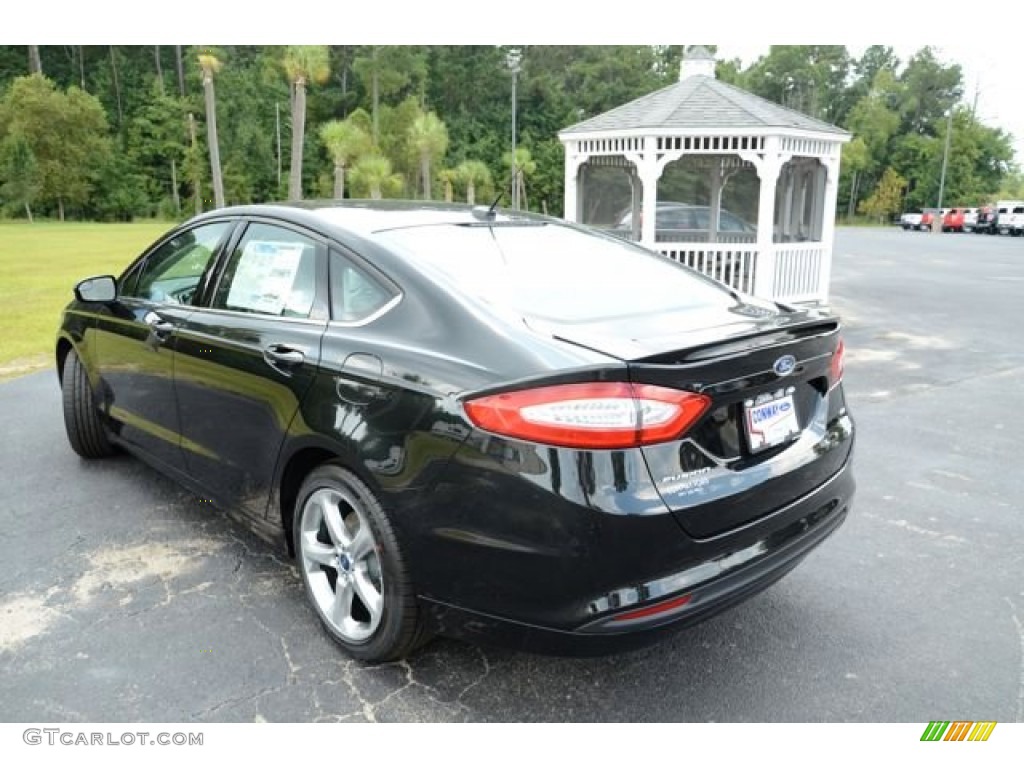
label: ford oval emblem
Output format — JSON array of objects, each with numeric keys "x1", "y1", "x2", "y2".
[{"x1": 773, "y1": 355, "x2": 797, "y2": 377}]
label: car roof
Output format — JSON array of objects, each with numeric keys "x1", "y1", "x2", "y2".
[{"x1": 190, "y1": 200, "x2": 544, "y2": 239}]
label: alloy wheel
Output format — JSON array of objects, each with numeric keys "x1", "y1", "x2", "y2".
[{"x1": 298, "y1": 487, "x2": 383, "y2": 643}]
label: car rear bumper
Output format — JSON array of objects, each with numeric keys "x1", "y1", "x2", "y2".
[{"x1": 418, "y1": 456, "x2": 854, "y2": 656}]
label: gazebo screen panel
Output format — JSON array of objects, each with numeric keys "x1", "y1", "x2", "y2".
[
  {"x1": 773, "y1": 158, "x2": 826, "y2": 243},
  {"x1": 578, "y1": 156, "x2": 635, "y2": 238},
  {"x1": 656, "y1": 155, "x2": 758, "y2": 244}
]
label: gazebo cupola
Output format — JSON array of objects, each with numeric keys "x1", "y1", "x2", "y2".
[{"x1": 559, "y1": 46, "x2": 851, "y2": 304}]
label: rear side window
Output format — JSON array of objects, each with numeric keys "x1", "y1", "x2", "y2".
[
  {"x1": 329, "y1": 252, "x2": 395, "y2": 323},
  {"x1": 211, "y1": 223, "x2": 319, "y2": 318},
  {"x1": 1014, "y1": 207, "x2": 1024, "y2": 214}
]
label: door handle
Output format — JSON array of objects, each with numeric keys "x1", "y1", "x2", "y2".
[
  {"x1": 143, "y1": 312, "x2": 176, "y2": 340},
  {"x1": 263, "y1": 344, "x2": 305, "y2": 369}
]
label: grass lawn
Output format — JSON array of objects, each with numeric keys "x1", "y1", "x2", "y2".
[{"x1": 0, "y1": 220, "x2": 170, "y2": 376}]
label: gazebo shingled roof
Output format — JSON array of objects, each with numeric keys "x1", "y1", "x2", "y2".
[{"x1": 561, "y1": 75, "x2": 849, "y2": 137}]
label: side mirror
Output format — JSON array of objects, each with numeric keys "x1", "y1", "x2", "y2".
[{"x1": 74, "y1": 275, "x2": 117, "y2": 303}]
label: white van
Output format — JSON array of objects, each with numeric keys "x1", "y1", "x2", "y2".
[{"x1": 995, "y1": 200, "x2": 1024, "y2": 236}]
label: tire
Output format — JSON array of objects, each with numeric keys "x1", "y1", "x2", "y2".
[
  {"x1": 293, "y1": 464, "x2": 430, "y2": 661},
  {"x1": 61, "y1": 349, "x2": 115, "y2": 459}
]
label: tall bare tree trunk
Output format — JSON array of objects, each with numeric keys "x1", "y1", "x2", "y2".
[
  {"x1": 175, "y1": 45, "x2": 185, "y2": 98},
  {"x1": 420, "y1": 156, "x2": 431, "y2": 200},
  {"x1": 333, "y1": 164, "x2": 345, "y2": 200},
  {"x1": 78, "y1": 45, "x2": 86, "y2": 89},
  {"x1": 847, "y1": 171, "x2": 859, "y2": 218},
  {"x1": 170, "y1": 158, "x2": 181, "y2": 214},
  {"x1": 28, "y1": 46, "x2": 42, "y2": 75},
  {"x1": 109, "y1": 46, "x2": 123, "y2": 127},
  {"x1": 154, "y1": 46, "x2": 165, "y2": 93},
  {"x1": 201, "y1": 72, "x2": 225, "y2": 208},
  {"x1": 58, "y1": 197, "x2": 65, "y2": 222},
  {"x1": 188, "y1": 113, "x2": 203, "y2": 214},
  {"x1": 24, "y1": 202, "x2": 34, "y2": 223},
  {"x1": 288, "y1": 77, "x2": 307, "y2": 201},
  {"x1": 371, "y1": 47, "x2": 380, "y2": 144},
  {"x1": 466, "y1": 182, "x2": 475, "y2": 206}
]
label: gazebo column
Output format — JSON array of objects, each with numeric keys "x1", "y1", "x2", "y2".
[
  {"x1": 563, "y1": 152, "x2": 585, "y2": 223},
  {"x1": 816, "y1": 156, "x2": 841, "y2": 302},
  {"x1": 708, "y1": 157, "x2": 723, "y2": 243},
  {"x1": 637, "y1": 159, "x2": 661, "y2": 249},
  {"x1": 629, "y1": 168, "x2": 643, "y2": 241},
  {"x1": 753, "y1": 155, "x2": 784, "y2": 297}
]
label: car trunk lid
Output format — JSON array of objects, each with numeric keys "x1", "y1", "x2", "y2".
[{"x1": 532, "y1": 303, "x2": 850, "y2": 538}]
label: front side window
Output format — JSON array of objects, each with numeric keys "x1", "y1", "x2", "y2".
[
  {"x1": 211, "y1": 223, "x2": 319, "y2": 319},
  {"x1": 128, "y1": 222, "x2": 231, "y2": 304}
]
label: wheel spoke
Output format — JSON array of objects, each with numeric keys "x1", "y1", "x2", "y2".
[
  {"x1": 302, "y1": 535, "x2": 336, "y2": 568},
  {"x1": 323, "y1": 499, "x2": 351, "y2": 548},
  {"x1": 331, "y1": 579, "x2": 355, "y2": 626},
  {"x1": 348, "y1": 523, "x2": 374, "y2": 562},
  {"x1": 352, "y1": 566, "x2": 383, "y2": 624}
]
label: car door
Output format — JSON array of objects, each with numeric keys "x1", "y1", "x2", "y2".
[
  {"x1": 173, "y1": 219, "x2": 329, "y2": 517},
  {"x1": 92, "y1": 220, "x2": 235, "y2": 471}
]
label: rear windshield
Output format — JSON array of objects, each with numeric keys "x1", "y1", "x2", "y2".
[{"x1": 377, "y1": 223, "x2": 736, "y2": 323}]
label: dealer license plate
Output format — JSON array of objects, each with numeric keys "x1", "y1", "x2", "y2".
[{"x1": 744, "y1": 390, "x2": 800, "y2": 452}]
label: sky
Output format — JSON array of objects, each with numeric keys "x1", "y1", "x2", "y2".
[
  {"x1": 10, "y1": 0, "x2": 1024, "y2": 166},
  {"x1": 717, "y1": 44, "x2": 1024, "y2": 164}
]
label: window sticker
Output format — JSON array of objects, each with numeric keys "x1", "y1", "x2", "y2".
[{"x1": 226, "y1": 240, "x2": 306, "y2": 315}]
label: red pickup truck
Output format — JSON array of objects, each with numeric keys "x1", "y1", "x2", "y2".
[
  {"x1": 918, "y1": 208, "x2": 947, "y2": 231},
  {"x1": 942, "y1": 208, "x2": 967, "y2": 232}
]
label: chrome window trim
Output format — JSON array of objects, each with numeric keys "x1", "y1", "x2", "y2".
[
  {"x1": 327, "y1": 293, "x2": 404, "y2": 329},
  {"x1": 185, "y1": 305, "x2": 330, "y2": 328}
]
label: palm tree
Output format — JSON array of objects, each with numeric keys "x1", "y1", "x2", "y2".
[
  {"x1": 283, "y1": 45, "x2": 330, "y2": 201},
  {"x1": 319, "y1": 113, "x2": 372, "y2": 200},
  {"x1": 27, "y1": 46, "x2": 42, "y2": 75},
  {"x1": 197, "y1": 51, "x2": 224, "y2": 209},
  {"x1": 407, "y1": 111, "x2": 448, "y2": 200},
  {"x1": 351, "y1": 153, "x2": 402, "y2": 200},
  {"x1": 455, "y1": 160, "x2": 492, "y2": 205},
  {"x1": 503, "y1": 147, "x2": 537, "y2": 211},
  {"x1": 437, "y1": 169, "x2": 458, "y2": 203}
]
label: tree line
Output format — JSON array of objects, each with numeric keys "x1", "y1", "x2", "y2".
[{"x1": 0, "y1": 45, "x2": 1019, "y2": 223}]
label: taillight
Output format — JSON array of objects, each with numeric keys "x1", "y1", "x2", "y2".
[
  {"x1": 829, "y1": 337, "x2": 845, "y2": 389},
  {"x1": 463, "y1": 382, "x2": 711, "y2": 449}
]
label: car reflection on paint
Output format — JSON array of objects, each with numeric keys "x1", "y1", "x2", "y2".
[{"x1": 56, "y1": 201, "x2": 854, "y2": 661}]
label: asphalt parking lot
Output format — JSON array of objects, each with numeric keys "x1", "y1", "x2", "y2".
[{"x1": 1, "y1": 226, "x2": 1022, "y2": 723}]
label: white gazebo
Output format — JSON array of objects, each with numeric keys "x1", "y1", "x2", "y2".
[{"x1": 559, "y1": 47, "x2": 851, "y2": 304}]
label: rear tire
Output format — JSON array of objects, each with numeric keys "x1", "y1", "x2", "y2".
[
  {"x1": 293, "y1": 464, "x2": 431, "y2": 662},
  {"x1": 61, "y1": 349, "x2": 115, "y2": 459}
]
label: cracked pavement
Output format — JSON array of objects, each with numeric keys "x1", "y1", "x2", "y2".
[{"x1": 1, "y1": 227, "x2": 1022, "y2": 722}]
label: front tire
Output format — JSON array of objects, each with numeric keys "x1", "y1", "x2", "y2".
[
  {"x1": 294, "y1": 464, "x2": 430, "y2": 661},
  {"x1": 61, "y1": 349, "x2": 115, "y2": 459}
]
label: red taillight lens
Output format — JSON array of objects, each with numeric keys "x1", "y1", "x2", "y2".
[
  {"x1": 463, "y1": 382, "x2": 711, "y2": 449},
  {"x1": 829, "y1": 337, "x2": 845, "y2": 389}
]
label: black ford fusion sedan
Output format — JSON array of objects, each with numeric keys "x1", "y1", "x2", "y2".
[{"x1": 56, "y1": 202, "x2": 854, "y2": 661}]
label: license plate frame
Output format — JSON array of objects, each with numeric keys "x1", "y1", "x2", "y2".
[{"x1": 744, "y1": 389, "x2": 800, "y2": 453}]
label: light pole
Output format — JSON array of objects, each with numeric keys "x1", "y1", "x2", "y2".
[
  {"x1": 506, "y1": 48, "x2": 522, "y2": 210},
  {"x1": 937, "y1": 108, "x2": 953, "y2": 210}
]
